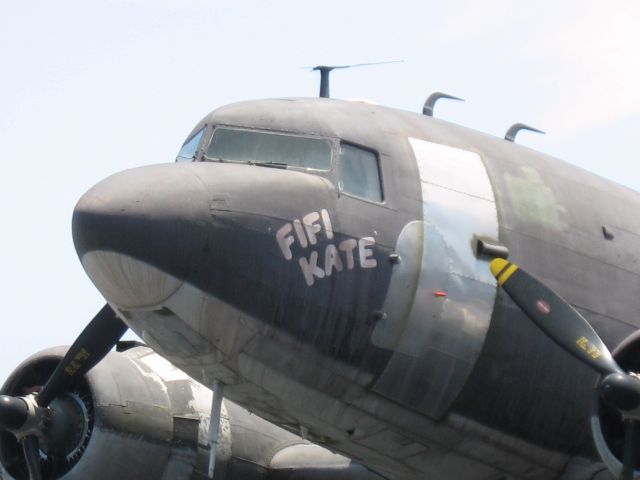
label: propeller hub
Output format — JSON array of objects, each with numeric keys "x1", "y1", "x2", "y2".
[
  {"x1": 2, "y1": 394, "x2": 50, "y2": 440},
  {"x1": 0, "y1": 395, "x2": 28, "y2": 431},
  {"x1": 599, "y1": 373, "x2": 640, "y2": 415}
]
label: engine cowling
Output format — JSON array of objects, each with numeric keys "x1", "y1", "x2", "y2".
[{"x1": 0, "y1": 345, "x2": 384, "y2": 480}]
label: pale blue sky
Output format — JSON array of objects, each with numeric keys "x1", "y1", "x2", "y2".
[{"x1": 1, "y1": 0, "x2": 639, "y2": 382}]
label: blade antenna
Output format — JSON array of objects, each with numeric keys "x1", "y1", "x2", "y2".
[
  {"x1": 312, "y1": 66, "x2": 334, "y2": 98},
  {"x1": 310, "y1": 60, "x2": 402, "y2": 98},
  {"x1": 422, "y1": 92, "x2": 464, "y2": 117},
  {"x1": 504, "y1": 123, "x2": 545, "y2": 142}
]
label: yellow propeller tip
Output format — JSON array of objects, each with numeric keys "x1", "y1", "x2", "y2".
[
  {"x1": 490, "y1": 258, "x2": 519, "y2": 286},
  {"x1": 490, "y1": 258, "x2": 509, "y2": 278}
]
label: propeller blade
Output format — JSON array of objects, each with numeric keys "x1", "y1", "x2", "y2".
[
  {"x1": 622, "y1": 420, "x2": 637, "y2": 480},
  {"x1": 37, "y1": 304, "x2": 127, "y2": 407},
  {"x1": 490, "y1": 259, "x2": 624, "y2": 377},
  {"x1": 0, "y1": 396, "x2": 28, "y2": 431},
  {"x1": 22, "y1": 435, "x2": 41, "y2": 480}
]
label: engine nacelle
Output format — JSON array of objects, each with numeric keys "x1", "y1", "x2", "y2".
[{"x1": 0, "y1": 345, "x2": 383, "y2": 480}]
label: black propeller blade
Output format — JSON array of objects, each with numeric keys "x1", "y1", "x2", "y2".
[
  {"x1": 0, "y1": 303, "x2": 127, "y2": 480},
  {"x1": 37, "y1": 304, "x2": 127, "y2": 407},
  {"x1": 490, "y1": 258, "x2": 640, "y2": 478},
  {"x1": 22, "y1": 435, "x2": 41, "y2": 480},
  {"x1": 490, "y1": 258, "x2": 624, "y2": 377},
  {"x1": 623, "y1": 420, "x2": 637, "y2": 480}
]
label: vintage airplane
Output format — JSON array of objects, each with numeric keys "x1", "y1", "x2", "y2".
[{"x1": 1, "y1": 82, "x2": 640, "y2": 480}]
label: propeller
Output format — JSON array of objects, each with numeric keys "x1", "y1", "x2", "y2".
[
  {"x1": 0, "y1": 304, "x2": 127, "y2": 480},
  {"x1": 22, "y1": 435, "x2": 41, "y2": 480},
  {"x1": 490, "y1": 258, "x2": 640, "y2": 479}
]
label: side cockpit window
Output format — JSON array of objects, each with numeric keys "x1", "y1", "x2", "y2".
[
  {"x1": 337, "y1": 144, "x2": 383, "y2": 202},
  {"x1": 205, "y1": 127, "x2": 332, "y2": 171},
  {"x1": 175, "y1": 128, "x2": 205, "y2": 162}
]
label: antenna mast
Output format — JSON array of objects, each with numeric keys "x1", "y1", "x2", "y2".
[{"x1": 310, "y1": 61, "x2": 402, "y2": 98}]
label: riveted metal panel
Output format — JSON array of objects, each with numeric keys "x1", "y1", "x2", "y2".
[{"x1": 372, "y1": 138, "x2": 498, "y2": 418}]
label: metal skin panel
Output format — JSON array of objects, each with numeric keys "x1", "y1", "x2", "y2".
[
  {"x1": 412, "y1": 138, "x2": 495, "y2": 201},
  {"x1": 372, "y1": 139, "x2": 498, "y2": 418}
]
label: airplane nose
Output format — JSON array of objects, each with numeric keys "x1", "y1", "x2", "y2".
[{"x1": 72, "y1": 164, "x2": 210, "y2": 308}]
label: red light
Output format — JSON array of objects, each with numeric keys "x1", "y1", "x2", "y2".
[{"x1": 433, "y1": 291, "x2": 447, "y2": 297}]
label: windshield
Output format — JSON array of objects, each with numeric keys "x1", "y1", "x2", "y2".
[{"x1": 205, "y1": 127, "x2": 332, "y2": 171}]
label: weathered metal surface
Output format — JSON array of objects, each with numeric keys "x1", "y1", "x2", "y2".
[
  {"x1": 372, "y1": 138, "x2": 498, "y2": 418},
  {"x1": 64, "y1": 97, "x2": 640, "y2": 479},
  {"x1": 1, "y1": 346, "x2": 384, "y2": 480}
]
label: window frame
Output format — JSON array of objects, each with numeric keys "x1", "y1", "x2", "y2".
[
  {"x1": 335, "y1": 141, "x2": 385, "y2": 204},
  {"x1": 202, "y1": 125, "x2": 386, "y2": 204},
  {"x1": 175, "y1": 126, "x2": 207, "y2": 163},
  {"x1": 204, "y1": 125, "x2": 334, "y2": 173}
]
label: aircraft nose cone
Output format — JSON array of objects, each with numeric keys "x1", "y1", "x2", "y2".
[{"x1": 72, "y1": 164, "x2": 209, "y2": 308}]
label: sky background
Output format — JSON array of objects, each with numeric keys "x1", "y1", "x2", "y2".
[{"x1": 1, "y1": 0, "x2": 639, "y2": 382}]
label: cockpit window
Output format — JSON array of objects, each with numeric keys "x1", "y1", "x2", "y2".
[
  {"x1": 337, "y1": 144, "x2": 383, "y2": 202},
  {"x1": 176, "y1": 128, "x2": 205, "y2": 162},
  {"x1": 205, "y1": 127, "x2": 332, "y2": 171}
]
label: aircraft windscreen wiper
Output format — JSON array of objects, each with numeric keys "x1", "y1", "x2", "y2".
[
  {"x1": 206, "y1": 127, "x2": 332, "y2": 171},
  {"x1": 252, "y1": 161, "x2": 288, "y2": 169},
  {"x1": 202, "y1": 155, "x2": 226, "y2": 163}
]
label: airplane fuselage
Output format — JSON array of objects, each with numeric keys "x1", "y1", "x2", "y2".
[{"x1": 71, "y1": 98, "x2": 640, "y2": 479}]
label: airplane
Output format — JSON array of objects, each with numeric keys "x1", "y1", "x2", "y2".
[{"x1": 1, "y1": 81, "x2": 640, "y2": 480}]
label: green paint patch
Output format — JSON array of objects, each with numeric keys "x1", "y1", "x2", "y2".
[{"x1": 505, "y1": 167, "x2": 566, "y2": 230}]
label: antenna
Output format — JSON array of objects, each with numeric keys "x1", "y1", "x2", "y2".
[
  {"x1": 310, "y1": 61, "x2": 403, "y2": 98},
  {"x1": 504, "y1": 123, "x2": 545, "y2": 142},
  {"x1": 422, "y1": 92, "x2": 464, "y2": 117}
]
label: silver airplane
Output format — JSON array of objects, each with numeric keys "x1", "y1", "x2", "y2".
[{"x1": 1, "y1": 92, "x2": 639, "y2": 480}]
